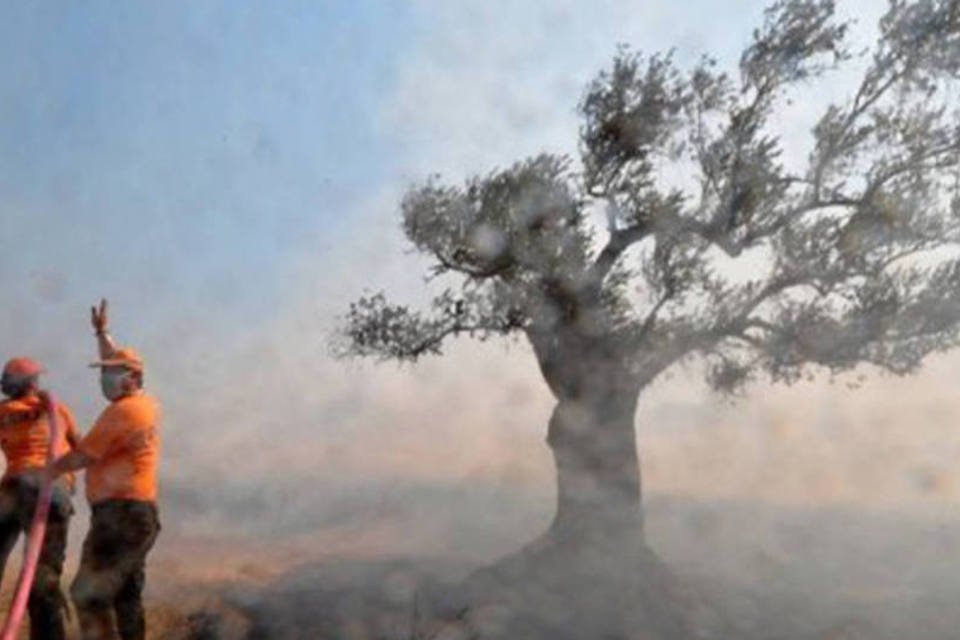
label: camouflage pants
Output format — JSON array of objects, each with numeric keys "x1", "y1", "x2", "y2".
[
  {"x1": 70, "y1": 500, "x2": 160, "y2": 640},
  {"x1": 0, "y1": 475, "x2": 73, "y2": 640}
]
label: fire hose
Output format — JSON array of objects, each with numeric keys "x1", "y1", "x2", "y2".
[{"x1": 0, "y1": 391, "x2": 61, "y2": 640}]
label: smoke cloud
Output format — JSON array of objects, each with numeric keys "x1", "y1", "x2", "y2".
[{"x1": 4, "y1": 1, "x2": 960, "y2": 638}]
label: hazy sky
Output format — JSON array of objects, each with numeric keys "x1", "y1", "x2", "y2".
[
  {"x1": 0, "y1": 2, "x2": 411, "y2": 325},
  {"x1": 8, "y1": 1, "x2": 946, "y2": 544}
]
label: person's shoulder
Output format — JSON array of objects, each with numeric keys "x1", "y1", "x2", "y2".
[
  {"x1": 113, "y1": 393, "x2": 159, "y2": 423},
  {"x1": 55, "y1": 401, "x2": 78, "y2": 426},
  {"x1": 129, "y1": 392, "x2": 159, "y2": 411},
  {"x1": 55, "y1": 400, "x2": 75, "y2": 416}
]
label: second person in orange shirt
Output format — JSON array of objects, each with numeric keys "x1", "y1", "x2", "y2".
[{"x1": 50, "y1": 301, "x2": 161, "y2": 640}]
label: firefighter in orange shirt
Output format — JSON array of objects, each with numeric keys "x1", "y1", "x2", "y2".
[
  {"x1": 0, "y1": 357, "x2": 80, "y2": 640},
  {"x1": 50, "y1": 301, "x2": 161, "y2": 640}
]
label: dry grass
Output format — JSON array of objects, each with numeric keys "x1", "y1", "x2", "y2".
[{"x1": 0, "y1": 494, "x2": 952, "y2": 639}]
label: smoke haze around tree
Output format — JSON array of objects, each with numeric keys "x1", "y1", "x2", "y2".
[{"x1": 4, "y1": 1, "x2": 960, "y2": 638}]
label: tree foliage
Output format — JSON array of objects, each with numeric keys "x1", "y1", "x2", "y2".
[{"x1": 340, "y1": 0, "x2": 960, "y2": 397}]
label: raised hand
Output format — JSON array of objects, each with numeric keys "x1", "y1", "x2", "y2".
[{"x1": 91, "y1": 299, "x2": 109, "y2": 335}]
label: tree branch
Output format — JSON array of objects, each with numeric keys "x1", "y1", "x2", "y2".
[
  {"x1": 430, "y1": 249, "x2": 515, "y2": 280},
  {"x1": 589, "y1": 222, "x2": 651, "y2": 287},
  {"x1": 402, "y1": 320, "x2": 500, "y2": 360}
]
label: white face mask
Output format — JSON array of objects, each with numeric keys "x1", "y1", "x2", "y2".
[{"x1": 100, "y1": 370, "x2": 128, "y2": 401}]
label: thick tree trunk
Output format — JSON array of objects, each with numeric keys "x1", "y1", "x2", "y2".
[
  {"x1": 438, "y1": 327, "x2": 706, "y2": 638},
  {"x1": 546, "y1": 388, "x2": 643, "y2": 547},
  {"x1": 444, "y1": 382, "x2": 702, "y2": 639},
  {"x1": 523, "y1": 323, "x2": 647, "y2": 549}
]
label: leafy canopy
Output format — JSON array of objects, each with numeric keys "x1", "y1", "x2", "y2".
[{"x1": 341, "y1": 0, "x2": 960, "y2": 395}]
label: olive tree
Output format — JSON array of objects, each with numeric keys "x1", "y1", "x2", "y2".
[{"x1": 339, "y1": 0, "x2": 960, "y2": 558}]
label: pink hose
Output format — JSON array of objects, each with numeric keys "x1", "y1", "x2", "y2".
[{"x1": 0, "y1": 392, "x2": 61, "y2": 640}]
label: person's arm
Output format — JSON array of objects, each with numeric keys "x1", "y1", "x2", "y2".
[
  {"x1": 35, "y1": 393, "x2": 87, "y2": 476},
  {"x1": 62, "y1": 409, "x2": 80, "y2": 450},
  {"x1": 37, "y1": 392, "x2": 78, "y2": 444},
  {"x1": 49, "y1": 403, "x2": 123, "y2": 481},
  {"x1": 91, "y1": 298, "x2": 117, "y2": 359},
  {"x1": 49, "y1": 450, "x2": 94, "y2": 478}
]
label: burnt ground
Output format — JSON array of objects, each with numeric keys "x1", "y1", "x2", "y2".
[{"x1": 129, "y1": 495, "x2": 960, "y2": 640}]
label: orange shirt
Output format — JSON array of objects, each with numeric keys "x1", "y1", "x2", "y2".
[
  {"x1": 77, "y1": 393, "x2": 160, "y2": 505},
  {"x1": 0, "y1": 395, "x2": 79, "y2": 482}
]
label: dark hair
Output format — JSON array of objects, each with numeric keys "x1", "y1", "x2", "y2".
[{"x1": 1, "y1": 375, "x2": 38, "y2": 399}]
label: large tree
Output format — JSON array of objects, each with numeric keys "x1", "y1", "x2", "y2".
[{"x1": 338, "y1": 0, "x2": 960, "y2": 631}]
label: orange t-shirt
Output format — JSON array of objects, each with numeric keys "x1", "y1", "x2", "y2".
[
  {"x1": 77, "y1": 393, "x2": 160, "y2": 505},
  {"x1": 0, "y1": 396, "x2": 79, "y2": 483}
]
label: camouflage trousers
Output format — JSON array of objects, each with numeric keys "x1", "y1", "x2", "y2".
[
  {"x1": 70, "y1": 500, "x2": 160, "y2": 640},
  {"x1": 0, "y1": 475, "x2": 74, "y2": 640}
]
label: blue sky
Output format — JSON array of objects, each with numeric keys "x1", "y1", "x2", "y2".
[{"x1": 0, "y1": 1, "x2": 413, "y2": 330}]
